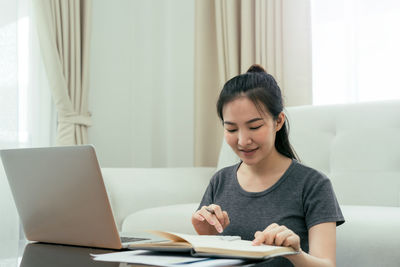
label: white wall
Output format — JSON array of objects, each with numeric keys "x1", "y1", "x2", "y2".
[{"x1": 89, "y1": 0, "x2": 194, "y2": 168}]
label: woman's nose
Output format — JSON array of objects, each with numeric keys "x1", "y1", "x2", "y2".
[{"x1": 238, "y1": 131, "x2": 252, "y2": 146}]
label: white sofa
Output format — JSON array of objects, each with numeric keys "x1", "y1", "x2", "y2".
[{"x1": 102, "y1": 100, "x2": 400, "y2": 267}]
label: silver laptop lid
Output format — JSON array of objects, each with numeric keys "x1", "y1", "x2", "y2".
[{"x1": 0, "y1": 145, "x2": 123, "y2": 249}]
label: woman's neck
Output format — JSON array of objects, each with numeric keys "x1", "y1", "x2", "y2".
[
  {"x1": 237, "y1": 149, "x2": 292, "y2": 192},
  {"x1": 242, "y1": 148, "x2": 290, "y2": 178}
]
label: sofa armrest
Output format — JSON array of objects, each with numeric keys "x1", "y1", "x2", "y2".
[
  {"x1": 337, "y1": 205, "x2": 400, "y2": 267},
  {"x1": 101, "y1": 167, "x2": 215, "y2": 230}
]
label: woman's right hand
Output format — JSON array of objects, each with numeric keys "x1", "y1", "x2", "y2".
[{"x1": 191, "y1": 204, "x2": 230, "y2": 235}]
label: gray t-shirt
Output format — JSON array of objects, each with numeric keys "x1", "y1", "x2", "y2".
[{"x1": 198, "y1": 159, "x2": 344, "y2": 266}]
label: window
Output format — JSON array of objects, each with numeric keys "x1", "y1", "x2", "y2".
[
  {"x1": 0, "y1": 1, "x2": 31, "y2": 147},
  {"x1": 0, "y1": 0, "x2": 54, "y2": 245},
  {"x1": 0, "y1": 7, "x2": 19, "y2": 146},
  {"x1": 311, "y1": 0, "x2": 400, "y2": 105},
  {"x1": 0, "y1": 0, "x2": 54, "y2": 149}
]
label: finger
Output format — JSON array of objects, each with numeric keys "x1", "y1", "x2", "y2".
[
  {"x1": 283, "y1": 235, "x2": 301, "y2": 251},
  {"x1": 274, "y1": 229, "x2": 293, "y2": 246},
  {"x1": 263, "y1": 225, "x2": 286, "y2": 245},
  {"x1": 212, "y1": 220, "x2": 223, "y2": 233},
  {"x1": 253, "y1": 224, "x2": 280, "y2": 245},
  {"x1": 206, "y1": 205, "x2": 225, "y2": 233},
  {"x1": 209, "y1": 204, "x2": 225, "y2": 226},
  {"x1": 200, "y1": 206, "x2": 223, "y2": 233},
  {"x1": 222, "y1": 211, "x2": 230, "y2": 227},
  {"x1": 199, "y1": 206, "x2": 216, "y2": 225},
  {"x1": 252, "y1": 231, "x2": 265, "y2": 245},
  {"x1": 265, "y1": 223, "x2": 280, "y2": 231},
  {"x1": 192, "y1": 211, "x2": 205, "y2": 222}
]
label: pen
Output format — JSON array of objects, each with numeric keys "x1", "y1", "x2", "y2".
[{"x1": 205, "y1": 207, "x2": 215, "y2": 215}]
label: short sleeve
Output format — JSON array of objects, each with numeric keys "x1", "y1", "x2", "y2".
[
  {"x1": 197, "y1": 177, "x2": 215, "y2": 211},
  {"x1": 303, "y1": 174, "x2": 345, "y2": 229},
  {"x1": 197, "y1": 165, "x2": 238, "y2": 211}
]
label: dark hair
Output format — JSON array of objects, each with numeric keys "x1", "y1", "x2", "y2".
[{"x1": 216, "y1": 64, "x2": 299, "y2": 160}]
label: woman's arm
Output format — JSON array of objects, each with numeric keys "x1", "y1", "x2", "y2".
[
  {"x1": 253, "y1": 222, "x2": 337, "y2": 267},
  {"x1": 285, "y1": 222, "x2": 336, "y2": 267}
]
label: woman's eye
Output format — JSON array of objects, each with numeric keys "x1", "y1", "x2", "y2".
[
  {"x1": 250, "y1": 125, "x2": 262, "y2": 130},
  {"x1": 226, "y1": 129, "x2": 237, "y2": 133}
]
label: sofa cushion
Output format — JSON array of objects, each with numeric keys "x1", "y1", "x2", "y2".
[
  {"x1": 102, "y1": 167, "x2": 214, "y2": 229},
  {"x1": 122, "y1": 203, "x2": 199, "y2": 235},
  {"x1": 337, "y1": 205, "x2": 400, "y2": 267}
]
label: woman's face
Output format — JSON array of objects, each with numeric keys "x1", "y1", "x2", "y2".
[{"x1": 222, "y1": 96, "x2": 284, "y2": 167}]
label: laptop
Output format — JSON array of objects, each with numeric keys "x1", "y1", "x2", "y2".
[{"x1": 0, "y1": 145, "x2": 164, "y2": 249}]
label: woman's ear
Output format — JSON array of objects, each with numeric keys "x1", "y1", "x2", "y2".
[{"x1": 275, "y1": 112, "x2": 285, "y2": 132}]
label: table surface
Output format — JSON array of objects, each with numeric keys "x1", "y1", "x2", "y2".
[
  {"x1": 0, "y1": 240, "x2": 270, "y2": 267},
  {"x1": 0, "y1": 241, "x2": 123, "y2": 267}
]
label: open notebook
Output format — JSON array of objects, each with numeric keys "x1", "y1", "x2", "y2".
[{"x1": 129, "y1": 231, "x2": 298, "y2": 260}]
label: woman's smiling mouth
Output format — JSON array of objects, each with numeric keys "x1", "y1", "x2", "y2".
[{"x1": 239, "y1": 147, "x2": 259, "y2": 156}]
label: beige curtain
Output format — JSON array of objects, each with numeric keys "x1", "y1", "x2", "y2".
[
  {"x1": 33, "y1": 0, "x2": 92, "y2": 145},
  {"x1": 195, "y1": 0, "x2": 285, "y2": 167}
]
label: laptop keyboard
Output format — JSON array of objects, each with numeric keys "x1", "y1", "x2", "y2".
[{"x1": 121, "y1": 236, "x2": 150, "y2": 243}]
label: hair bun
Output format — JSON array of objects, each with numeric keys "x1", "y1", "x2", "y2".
[{"x1": 246, "y1": 64, "x2": 266, "y2": 73}]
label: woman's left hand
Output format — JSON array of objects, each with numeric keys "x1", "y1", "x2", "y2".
[{"x1": 252, "y1": 223, "x2": 301, "y2": 252}]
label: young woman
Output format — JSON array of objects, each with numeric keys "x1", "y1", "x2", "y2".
[{"x1": 191, "y1": 65, "x2": 344, "y2": 267}]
